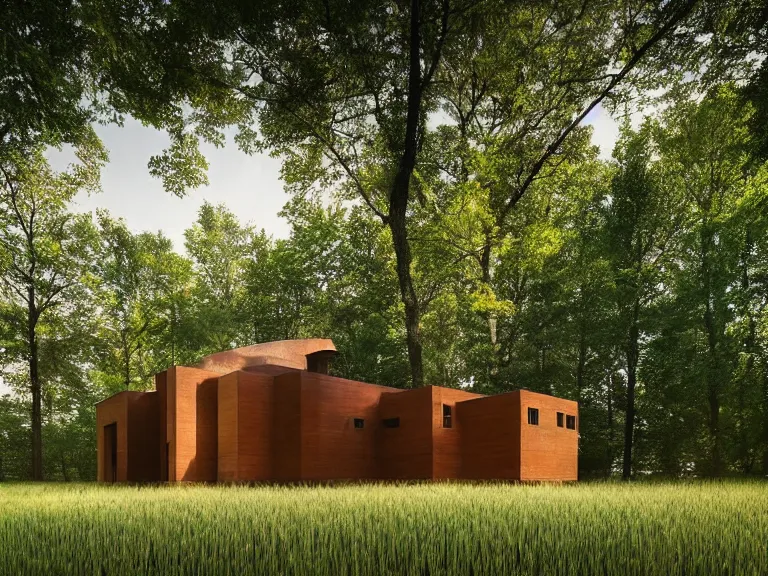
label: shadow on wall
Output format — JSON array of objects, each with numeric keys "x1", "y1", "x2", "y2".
[{"x1": 186, "y1": 377, "x2": 218, "y2": 481}]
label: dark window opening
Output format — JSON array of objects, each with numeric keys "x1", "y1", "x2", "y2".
[
  {"x1": 354, "y1": 418, "x2": 365, "y2": 429},
  {"x1": 527, "y1": 407, "x2": 539, "y2": 426},
  {"x1": 557, "y1": 412, "x2": 564, "y2": 428},
  {"x1": 566, "y1": 415, "x2": 576, "y2": 430},
  {"x1": 443, "y1": 404, "x2": 452, "y2": 428},
  {"x1": 306, "y1": 350, "x2": 337, "y2": 375},
  {"x1": 382, "y1": 417, "x2": 400, "y2": 428}
]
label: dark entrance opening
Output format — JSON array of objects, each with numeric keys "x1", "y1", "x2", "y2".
[
  {"x1": 104, "y1": 423, "x2": 117, "y2": 482},
  {"x1": 163, "y1": 442, "x2": 170, "y2": 481}
]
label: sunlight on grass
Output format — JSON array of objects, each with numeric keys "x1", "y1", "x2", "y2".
[{"x1": 1, "y1": 481, "x2": 766, "y2": 575}]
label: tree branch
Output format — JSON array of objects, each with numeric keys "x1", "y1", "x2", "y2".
[{"x1": 500, "y1": 0, "x2": 701, "y2": 220}]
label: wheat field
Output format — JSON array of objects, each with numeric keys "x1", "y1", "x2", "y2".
[{"x1": 0, "y1": 481, "x2": 766, "y2": 575}]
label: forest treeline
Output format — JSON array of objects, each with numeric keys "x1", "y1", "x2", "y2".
[{"x1": 1, "y1": 0, "x2": 767, "y2": 480}]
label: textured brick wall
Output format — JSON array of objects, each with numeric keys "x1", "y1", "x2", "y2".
[
  {"x1": 166, "y1": 368, "x2": 176, "y2": 480},
  {"x1": 235, "y1": 371, "x2": 274, "y2": 481},
  {"x1": 96, "y1": 393, "x2": 128, "y2": 482},
  {"x1": 198, "y1": 339, "x2": 336, "y2": 373},
  {"x1": 300, "y1": 372, "x2": 392, "y2": 481},
  {"x1": 127, "y1": 392, "x2": 160, "y2": 482},
  {"x1": 519, "y1": 390, "x2": 578, "y2": 481},
  {"x1": 196, "y1": 373, "x2": 219, "y2": 481},
  {"x1": 272, "y1": 372, "x2": 302, "y2": 481},
  {"x1": 170, "y1": 366, "x2": 220, "y2": 482},
  {"x1": 457, "y1": 392, "x2": 521, "y2": 480},
  {"x1": 244, "y1": 364, "x2": 298, "y2": 377},
  {"x1": 377, "y1": 387, "x2": 432, "y2": 479},
  {"x1": 432, "y1": 388, "x2": 483, "y2": 479},
  {"x1": 156, "y1": 371, "x2": 168, "y2": 481},
  {"x1": 101, "y1": 361, "x2": 578, "y2": 483},
  {"x1": 97, "y1": 390, "x2": 159, "y2": 482},
  {"x1": 217, "y1": 372, "x2": 239, "y2": 481}
]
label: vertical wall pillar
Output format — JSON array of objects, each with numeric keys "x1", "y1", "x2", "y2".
[{"x1": 166, "y1": 366, "x2": 220, "y2": 482}]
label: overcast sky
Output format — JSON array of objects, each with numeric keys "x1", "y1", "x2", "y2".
[{"x1": 47, "y1": 105, "x2": 621, "y2": 253}]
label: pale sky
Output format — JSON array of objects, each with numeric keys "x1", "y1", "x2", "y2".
[
  {"x1": 51, "y1": 119, "x2": 292, "y2": 250},
  {"x1": 47, "y1": 105, "x2": 621, "y2": 253}
]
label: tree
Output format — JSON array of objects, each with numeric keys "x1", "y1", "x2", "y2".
[
  {"x1": 0, "y1": 394, "x2": 29, "y2": 480},
  {"x1": 1, "y1": 0, "x2": 96, "y2": 155},
  {"x1": 141, "y1": 0, "x2": 709, "y2": 386},
  {"x1": 38, "y1": 297, "x2": 103, "y2": 481},
  {"x1": 244, "y1": 195, "x2": 410, "y2": 387},
  {"x1": 0, "y1": 0, "x2": 238, "y2": 198},
  {"x1": 657, "y1": 85, "x2": 756, "y2": 475},
  {"x1": 604, "y1": 121, "x2": 682, "y2": 479},
  {"x1": 219, "y1": 0, "x2": 485, "y2": 386},
  {"x1": 0, "y1": 138, "x2": 105, "y2": 479},
  {"x1": 94, "y1": 212, "x2": 192, "y2": 391},
  {"x1": 184, "y1": 202, "x2": 255, "y2": 353}
]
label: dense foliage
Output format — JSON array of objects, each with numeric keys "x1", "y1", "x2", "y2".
[
  {"x1": 1, "y1": 0, "x2": 767, "y2": 481},
  {"x1": 1, "y1": 84, "x2": 767, "y2": 481},
  {"x1": 1, "y1": 482, "x2": 766, "y2": 575}
]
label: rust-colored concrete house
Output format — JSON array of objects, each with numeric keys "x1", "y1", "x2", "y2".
[{"x1": 96, "y1": 339, "x2": 578, "y2": 483}]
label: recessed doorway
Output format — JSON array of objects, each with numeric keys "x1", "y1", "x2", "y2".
[{"x1": 103, "y1": 423, "x2": 117, "y2": 482}]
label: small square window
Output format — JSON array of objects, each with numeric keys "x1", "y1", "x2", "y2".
[
  {"x1": 566, "y1": 415, "x2": 576, "y2": 430},
  {"x1": 383, "y1": 417, "x2": 400, "y2": 428},
  {"x1": 557, "y1": 412, "x2": 564, "y2": 428},
  {"x1": 443, "y1": 404, "x2": 452, "y2": 428},
  {"x1": 354, "y1": 418, "x2": 364, "y2": 429},
  {"x1": 527, "y1": 407, "x2": 539, "y2": 426}
]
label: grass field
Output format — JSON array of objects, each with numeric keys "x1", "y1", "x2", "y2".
[{"x1": 0, "y1": 481, "x2": 766, "y2": 575}]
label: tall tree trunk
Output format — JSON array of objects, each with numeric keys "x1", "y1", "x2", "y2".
[
  {"x1": 172, "y1": 301, "x2": 177, "y2": 366},
  {"x1": 28, "y1": 286, "x2": 43, "y2": 481},
  {"x1": 622, "y1": 299, "x2": 640, "y2": 480},
  {"x1": 607, "y1": 370, "x2": 615, "y2": 477},
  {"x1": 704, "y1": 306, "x2": 722, "y2": 476},
  {"x1": 738, "y1": 227, "x2": 755, "y2": 473},
  {"x1": 61, "y1": 455, "x2": 69, "y2": 482},
  {"x1": 762, "y1": 360, "x2": 768, "y2": 474},
  {"x1": 388, "y1": 211, "x2": 423, "y2": 388},
  {"x1": 123, "y1": 344, "x2": 131, "y2": 390},
  {"x1": 480, "y1": 239, "x2": 496, "y2": 343},
  {"x1": 576, "y1": 321, "x2": 587, "y2": 404},
  {"x1": 388, "y1": 0, "x2": 425, "y2": 387},
  {"x1": 479, "y1": 238, "x2": 502, "y2": 385},
  {"x1": 701, "y1": 223, "x2": 722, "y2": 476}
]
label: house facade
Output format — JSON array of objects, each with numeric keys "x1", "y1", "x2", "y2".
[{"x1": 96, "y1": 339, "x2": 578, "y2": 483}]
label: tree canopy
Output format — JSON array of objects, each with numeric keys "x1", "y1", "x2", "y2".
[{"x1": 0, "y1": 0, "x2": 767, "y2": 479}]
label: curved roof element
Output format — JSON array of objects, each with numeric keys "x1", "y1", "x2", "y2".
[{"x1": 195, "y1": 339, "x2": 337, "y2": 374}]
